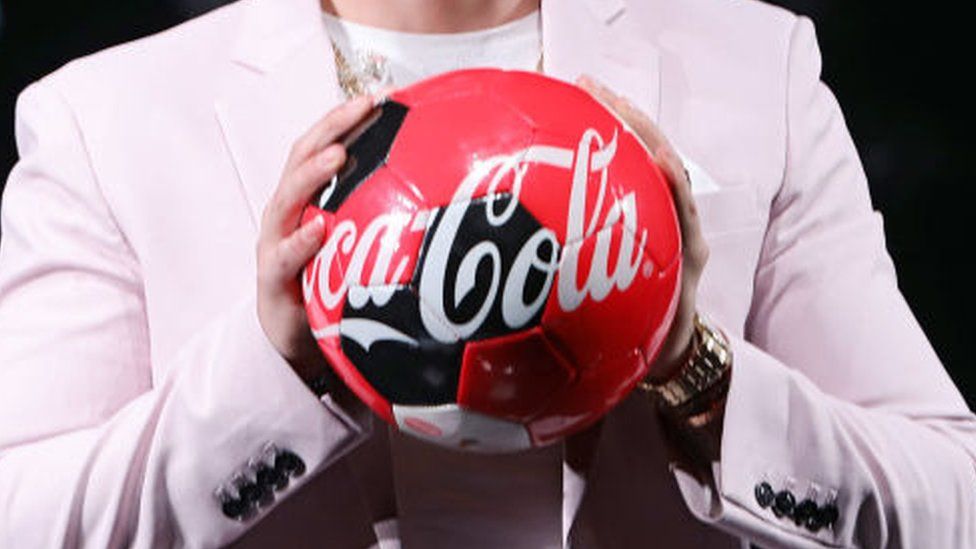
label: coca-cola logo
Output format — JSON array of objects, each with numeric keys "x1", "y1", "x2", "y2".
[{"x1": 304, "y1": 127, "x2": 651, "y2": 353}]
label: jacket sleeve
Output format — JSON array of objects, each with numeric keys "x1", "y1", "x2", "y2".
[
  {"x1": 670, "y1": 15, "x2": 976, "y2": 548},
  {"x1": 0, "y1": 77, "x2": 372, "y2": 547}
]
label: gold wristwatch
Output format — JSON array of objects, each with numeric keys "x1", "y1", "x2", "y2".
[{"x1": 638, "y1": 311, "x2": 733, "y2": 412}]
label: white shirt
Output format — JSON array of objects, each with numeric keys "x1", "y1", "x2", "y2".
[
  {"x1": 322, "y1": 8, "x2": 542, "y2": 96},
  {"x1": 320, "y1": 8, "x2": 565, "y2": 549}
]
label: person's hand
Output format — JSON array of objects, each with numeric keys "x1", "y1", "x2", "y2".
[
  {"x1": 576, "y1": 74, "x2": 709, "y2": 383},
  {"x1": 256, "y1": 94, "x2": 377, "y2": 381}
]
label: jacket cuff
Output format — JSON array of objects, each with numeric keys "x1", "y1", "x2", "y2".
[
  {"x1": 670, "y1": 334, "x2": 843, "y2": 548},
  {"x1": 159, "y1": 293, "x2": 373, "y2": 544}
]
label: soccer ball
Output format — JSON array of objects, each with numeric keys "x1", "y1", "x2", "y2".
[{"x1": 301, "y1": 68, "x2": 681, "y2": 452}]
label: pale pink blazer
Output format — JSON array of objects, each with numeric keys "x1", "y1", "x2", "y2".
[{"x1": 1, "y1": 0, "x2": 974, "y2": 547}]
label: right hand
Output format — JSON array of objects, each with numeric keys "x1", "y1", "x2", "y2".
[{"x1": 256, "y1": 93, "x2": 377, "y2": 381}]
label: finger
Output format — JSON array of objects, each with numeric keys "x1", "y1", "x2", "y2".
[
  {"x1": 576, "y1": 76, "x2": 647, "y2": 149},
  {"x1": 583, "y1": 76, "x2": 705, "y2": 265},
  {"x1": 285, "y1": 93, "x2": 375, "y2": 171},
  {"x1": 576, "y1": 80, "x2": 696, "y2": 221},
  {"x1": 270, "y1": 213, "x2": 327, "y2": 284},
  {"x1": 656, "y1": 148, "x2": 694, "y2": 227},
  {"x1": 271, "y1": 143, "x2": 347, "y2": 239},
  {"x1": 658, "y1": 148, "x2": 708, "y2": 269},
  {"x1": 577, "y1": 75, "x2": 673, "y2": 160},
  {"x1": 575, "y1": 76, "x2": 708, "y2": 270},
  {"x1": 658, "y1": 147, "x2": 691, "y2": 199},
  {"x1": 263, "y1": 143, "x2": 346, "y2": 242}
]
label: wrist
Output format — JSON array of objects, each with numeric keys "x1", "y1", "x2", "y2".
[
  {"x1": 639, "y1": 312, "x2": 732, "y2": 470},
  {"x1": 285, "y1": 342, "x2": 339, "y2": 397},
  {"x1": 638, "y1": 311, "x2": 733, "y2": 415},
  {"x1": 644, "y1": 319, "x2": 696, "y2": 384}
]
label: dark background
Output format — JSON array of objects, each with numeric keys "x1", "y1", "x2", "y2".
[{"x1": 1, "y1": 0, "x2": 972, "y2": 406}]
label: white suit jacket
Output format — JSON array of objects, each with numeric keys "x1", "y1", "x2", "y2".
[{"x1": 1, "y1": 0, "x2": 974, "y2": 547}]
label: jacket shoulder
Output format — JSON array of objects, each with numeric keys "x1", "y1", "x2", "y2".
[
  {"x1": 625, "y1": 0, "x2": 802, "y2": 67},
  {"x1": 627, "y1": 0, "x2": 799, "y2": 35},
  {"x1": 34, "y1": 0, "x2": 246, "y2": 101}
]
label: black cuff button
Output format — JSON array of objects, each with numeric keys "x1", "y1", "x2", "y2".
[
  {"x1": 256, "y1": 463, "x2": 287, "y2": 491},
  {"x1": 221, "y1": 497, "x2": 248, "y2": 520},
  {"x1": 754, "y1": 482, "x2": 775, "y2": 508},
  {"x1": 772, "y1": 490, "x2": 795, "y2": 518},
  {"x1": 238, "y1": 481, "x2": 267, "y2": 505},
  {"x1": 793, "y1": 499, "x2": 817, "y2": 527},
  {"x1": 819, "y1": 503, "x2": 839, "y2": 528},
  {"x1": 274, "y1": 449, "x2": 306, "y2": 477},
  {"x1": 803, "y1": 508, "x2": 824, "y2": 531}
]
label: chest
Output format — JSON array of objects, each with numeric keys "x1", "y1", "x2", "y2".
[{"x1": 103, "y1": 79, "x2": 777, "y2": 384}]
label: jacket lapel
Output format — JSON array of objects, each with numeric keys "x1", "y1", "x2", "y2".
[
  {"x1": 214, "y1": 0, "x2": 661, "y2": 231},
  {"x1": 542, "y1": 0, "x2": 661, "y2": 123},
  {"x1": 214, "y1": 0, "x2": 341, "y2": 230},
  {"x1": 214, "y1": 0, "x2": 663, "y2": 543}
]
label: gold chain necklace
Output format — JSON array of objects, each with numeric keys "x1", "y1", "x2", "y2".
[{"x1": 330, "y1": 37, "x2": 545, "y2": 100}]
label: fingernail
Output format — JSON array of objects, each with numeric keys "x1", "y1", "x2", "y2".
[
  {"x1": 318, "y1": 146, "x2": 342, "y2": 169},
  {"x1": 302, "y1": 215, "x2": 325, "y2": 240},
  {"x1": 372, "y1": 86, "x2": 397, "y2": 106}
]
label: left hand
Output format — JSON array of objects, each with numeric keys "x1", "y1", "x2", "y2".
[{"x1": 576, "y1": 74, "x2": 710, "y2": 383}]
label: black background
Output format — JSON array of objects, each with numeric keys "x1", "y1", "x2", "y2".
[{"x1": 1, "y1": 0, "x2": 972, "y2": 406}]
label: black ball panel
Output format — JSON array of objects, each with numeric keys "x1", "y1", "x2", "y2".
[
  {"x1": 318, "y1": 100, "x2": 410, "y2": 212},
  {"x1": 409, "y1": 193, "x2": 557, "y2": 343},
  {"x1": 340, "y1": 285, "x2": 462, "y2": 405}
]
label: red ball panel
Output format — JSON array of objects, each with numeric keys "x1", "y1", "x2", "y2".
[
  {"x1": 526, "y1": 348, "x2": 646, "y2": 446},
  {"x1": 384, "y1": 93, "x2": 535, "y2": 209},
  {"x1": 326, "y1": 166, "x2": 427, "y2": 290},
  {"x1": 490, "y1": 70, "x2": 619, "y2": 141},
  {"x1": 641, "y1": 260, "x2": 683, "y2": 369},
  {"x1": 605, "y1": 131, "x2": 681, "y2": 269},
  {"x1": 515, "y1": 128, "x2": 626, "y2": 246},
  {"x1": 540, "y1": 222, "x2": 679, "y2": 375},
  {"x1": 457, "y1": 327, "x2": 575, "y2": 422}
]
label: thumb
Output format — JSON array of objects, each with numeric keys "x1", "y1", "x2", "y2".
[{"x1": 277, "y1": 214, "x2": 327, "y2": 283}]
